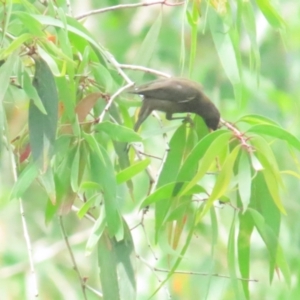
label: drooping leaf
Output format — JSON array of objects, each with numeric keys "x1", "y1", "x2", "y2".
[
  {"x1": 29, "y1": 55, "x2": 58, "y2": 165},
  {"x1": 85, "y1": 133, "x2": 123, "y2": 239},
  {"x1": 97, "y1": 222, "x2": 136, "y2": 300},
  {"x1": 238, "y1": 210, "x2": 254, "y2": 300}
]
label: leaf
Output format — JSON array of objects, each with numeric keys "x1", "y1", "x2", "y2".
[
  {"x1": 86, "y1": 209, "x2": 106, "y2": 255},
  {"x1": 250, "y1": 136, "x2": 286, "y2": 213},
  {"x1": 97, "y1": 222, "x2": 136, "y2": 300},
  {"x1": 29, "y1": 55, "x2": 58, "y2": 164},
  {"x1": 141, "y1": 182, "x2": 206, "y2": 208},
  {"x1": 249, "y1": 208, "x2": 290, "y2": 285},
  {"x1": 255, "y1": 0, "x2": 285, "y2": 29},
  {"x1": 238, "y1": 151, "x2": 252, "y2": 212},
  {"x1": 198, "y1": 145, "x2": 241, "y2": 220},
  {"x1": 0, "y1": 33, "x2": 34, "y2": 60},
  {"x1": 180, "y1": 131, "x2": 232, "y2": 195},
  {"x1": 131, "y1": 10, "x2": 162, "y2": 81},
  {"x1": 0, "y1": 51, "x2": 17, "y2": 103},
  {"x1": 75, "y1": 92, "x2": 102, "y2": 122},
  {"x1": 10, "y1": 163, "x2": 39, "y2": 200},
  {"x1": 209, "y1": 10, "x2": 242, "y2": 99},
  {"x1": 247, "y1": 124, "x2": 300, "y2": 152},
  {"x1": 13, "y1": 11, "x2": 45, "y2": 36},
  {"x1": 237, "y1": 114, "x2": 279, "y2": 126},
  {"x1": 238, "y1": 211, "x2": 254, "y2": 299},
  {"x1": 116, "y1": 158, "x2": 151, "y2": 184},
  {"x1": 228, "y1": 213, "x2": 246, "y2": 299},
  {"x1": 39, "y1": 167, "x2": 56, "y2": 204},
  {"x1": 22, "y1": 70, "x2": 46, "y2": 114},
  {"x1": 241, "y1": 1, "x2": 260, "y2": 76},
  {"x1": 96, "y1": 122, "x2": 142, "y2": 143},
  {"x1": 85, "y1": 133, "x2": 123, "y2": 238},
  {"x1": 157, "y1": 124, "x2": 187, "y2": 188}
]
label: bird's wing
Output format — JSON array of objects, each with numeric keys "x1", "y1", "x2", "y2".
[{"x1": 129, "y1": 78, "x2": 200, "y2": 102}]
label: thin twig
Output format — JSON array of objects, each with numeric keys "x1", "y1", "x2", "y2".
[
  {"x1": 76, "y1": 0, "x2": 185, "y2": 20},
  {"x1": 220, "y1": 118, "x2": 253, "y2": 151},
  {"x1": 119, "y1": 64, "x2": 171, "y2": 78},
  {"x1": 98, "y1": 82, "x2": 134, "y2": 123},
  {"x1": 138, "y1": 256, "x2": 258, "y2": 282},
  {"x1": 6, "y1": 135, "x2": 39, "y2": 297},
  {"x1": 59, "y1": 216, "x2": 88, "y2": 300}
]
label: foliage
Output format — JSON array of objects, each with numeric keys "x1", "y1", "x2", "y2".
[{"x1": 0, "y1": 0, "x2": 299, "y2": 299}]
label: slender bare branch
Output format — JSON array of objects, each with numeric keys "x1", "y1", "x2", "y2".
[
  {"x1": 76, "y1": 0, "x2": 185, "y2": 20},
  {"x1": 6, "y1": 135, "x2": 39, "y2": 297},
  {"x1": 59, "y1": 216, "x2": 88, "y2": 300},
  {"x1": 119, "y1": 64, "x2": 171, "y2": 78}
]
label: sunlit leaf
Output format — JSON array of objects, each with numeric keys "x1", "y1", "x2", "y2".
[
  {"x1": 255, "y1": 0, "x2": 285, "y2": 29},
  {"x1": 248, "y1": 124, "x2": 300, "y2": 152},
  {"x1": 116, "y1": 158, "x2": 151, "y2": 184}
]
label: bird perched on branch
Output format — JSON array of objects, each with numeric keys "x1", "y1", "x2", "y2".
[{"x1": 128, "y1": 77, "x2": 220, "y2": 131}]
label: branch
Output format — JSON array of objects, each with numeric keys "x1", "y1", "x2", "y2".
[
  {"x1": 220, "y1": 118, "x2": 253, "y2": 151},
  {"x1": 138, "y1": 255, "x2": 258, "y2": 282},
  {"x1": 5, "y1": 136, "x2": 39, "y2": 297},
  {"x1": 76, "y1": 0, "x2": 185, "y2": 20},
  {"x1": 59, "y1": 216, "x2": 88, "y2": 300},
  {"x1": 98, "y1": 82, "x2": 134, "y2": 123},
  {"x1": 119, "y1": 64, "x2": 171, "y2": 78}
]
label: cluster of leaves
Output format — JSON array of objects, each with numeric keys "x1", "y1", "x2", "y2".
[{"x1": 0, "y1": 0, "x2": 298, "y2": 299}]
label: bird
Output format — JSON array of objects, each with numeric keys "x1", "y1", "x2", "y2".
[{"x1": 128, "y1": 77, "x2": 220, "y2": 131}]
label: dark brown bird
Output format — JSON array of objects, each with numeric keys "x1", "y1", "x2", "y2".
[{"x1": 128, "y1": 77, "x2": 220, "y2": 131}]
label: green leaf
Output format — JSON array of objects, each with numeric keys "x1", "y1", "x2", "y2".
[
  {"x1": 85, "y1": 133, "x2": 123, "y2": 238},
  {"x1": 228, "y1": 213, "x2": 246, "y2": 300},
  {"x1": 13, "y1": 11, "x2": 45, "y2": 36},
  {"x1": 39, "y1": 167, "x2": 56, "y2": 204},
  {"x1": 250, "y1": 136, "x2": 286, "y2": 213},
  {"x1": 98, "y1": 223, "x2": 136, "y2": 300},
  {"x1": 180, "y1": 131, "x2": 232, "y2": 195},
  {"x1": 29, "y1": 55, "x2": 58, "y2": 164},
  {"x1": 141, "y1": 182, "x2": 206, "y2": 208},
  {"x1": 238, "y1": 211, "x2": 254, "y2": 299},
  {"x1": 247, "y1": 124, "x2": 300, "y2": 152},
  {"x1": 22, "y1": 70, "x2": 46, "y2": 114},
  {"x1": 116, "y1": 158, "x2": 151, "y2": 184},
  {"x1": 10, "y1": 163, "x2": 39, "y2": 200},
  {"x1": 0, "y1": 33, "x2": 34, "y2": 60},
  {"x1": 242, "y1": 1, "x2": 260, "y2": 76},
  {"x1": 0, "y1": 51, "x2": 17, "y2": 103},
  {"x1": 131, "y1": 10, "x2": 162, "y2": 81},
  {"x1": 96, "y1": 122, "x2": 142, "y2": 143},
  {"x1": 249, "y1": 208, "x2": 290, "y2": 284},
  {"x1": 198, "y1": 145, "x2": 241, "y2": 220},
  {"x1": 86, "y1": 209, "x2": 106, "y2": 255},
  {"x1": 157, "y1": 124, "x2": 187, "y2": 188},
  {"x1": 209, "y1": 10, "x2": 242, "y2": 99},
  {"x1": 237, "y1": 114, "x2": 279, "y2": 126},
  {"x1": 255, "y1": 0, "x2": 285, "y2": 29},
  {"x1": 70, "y1": 145, "x2": 80, "y2": 191},
  {"x1": 238, "y1": 151, "x2": 252, "y2": 212}
]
